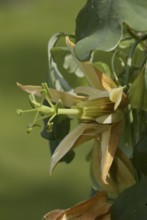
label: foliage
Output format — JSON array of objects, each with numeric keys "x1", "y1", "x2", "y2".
[{"x1": 17, "y1": 0, "x2": 147, "y2": 219}]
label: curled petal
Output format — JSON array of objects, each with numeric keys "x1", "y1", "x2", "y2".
[
  {"x1": 100, "y1": 121, "x2": 123, "y2": 184},
  {"x1": 96, "y1": 112, "x2": 122, "y2": 124},
  {"x1": 91, "y1": 139, "x2": 119, "y2": 199},
  {"x1": 94, "y1": 68, "x2": 117, "y2": 91},
  {"x1": 109, "y1": 87, "x2": 124, "y2": 110},
  {"x1": 74, "y1": 87, "x2": 109, "y2": 99},
  {"x1": 91, "y1": 140, "x2": 136, "y2": 198},
  {"x1": 43, "y1": 191, "x2": 111, "y2": 220}
]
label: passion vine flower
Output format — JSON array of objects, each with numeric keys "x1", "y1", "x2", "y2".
[
  {"x1": 17, "y1": 37, "x2": 134, "y2": 190},
  {"x1": 43, "y1": 191, "x2": 111, "y2": 220}
]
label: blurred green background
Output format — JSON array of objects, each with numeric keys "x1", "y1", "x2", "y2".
[{"x1": 0, "y1": 1, "x2": 93, "y2": 220}]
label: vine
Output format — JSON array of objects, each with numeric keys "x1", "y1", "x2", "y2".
[{"x1": 17, "y1": 1, "x2": 147, "y2": 219}]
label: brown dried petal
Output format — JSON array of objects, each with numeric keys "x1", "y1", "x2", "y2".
[{"x1": 44, "y1": 192, "x2": 111, "y2": 220}]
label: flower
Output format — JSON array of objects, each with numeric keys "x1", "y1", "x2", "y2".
[
  {"x1": 42, "y1": 191, "x2": 111, "y2": 220},
  {"x1": 17, "y1": 36, "x2": 137, "y2": 220},
  {"x1": 17, "y1": 37, "x2": 134, "y2": 191}
]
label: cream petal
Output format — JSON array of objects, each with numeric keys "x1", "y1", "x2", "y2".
[
  {"x1": 47, "y1": 88, "x2": 85, "y2": 107},
  {"x1": 50, "y1": 123, "x2": 110, "y2": 174},
  {"x1": 100, "y1": 127, "x2": 111, "y2": 183},
  {"x1": 17, "y1": 82, "x2": 85, "y2": 107},
  {"x1": 49, "y1": 123, "x2": 96, "y2": 174},
  {"x1": 74, "y1": 87, "x2": 109, "y2": 99},
  {"x1": 43, "y1": 210, "x2": 64, "y2": 220},
  {"x1": 96, "y1": 112, "x2": 122, "y2": 124},
  {"x1": 100, "y1": 121, "x2": 123, "y2": 184},
  {"x1": 109, "y1": 87, "x2": 124, "y2": 110}
]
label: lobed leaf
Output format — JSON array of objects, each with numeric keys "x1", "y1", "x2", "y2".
[{"x1": 75, "y1": 0, "x2": 147, "y2": 61}]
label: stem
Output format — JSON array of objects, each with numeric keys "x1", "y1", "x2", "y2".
[
  {"x1": 58, "y1": 108, "x2": 81, "y2": 116},
  {"x1": 125, "y1": 40, "x2": 139, "y2": 87},
  {"x1": 125, "y1": 34, "x2": 147, "y2": 88},
  {"x1": 111, "y1": 50, "x2": 120, "y2": 85}
]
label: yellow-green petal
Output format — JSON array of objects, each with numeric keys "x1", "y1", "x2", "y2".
[{"x1": 109, "y1": 87, "x2": 124, "y2": 110}]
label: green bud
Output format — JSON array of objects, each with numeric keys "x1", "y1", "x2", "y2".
[{"x1": 16, "y1": 109, "x2": 24, "y2": 116}]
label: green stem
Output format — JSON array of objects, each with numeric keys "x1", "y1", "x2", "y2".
[
  {"x1": 125, "y1": 34, "x2": 147, "y2": 88},
  {"x1": 58, "y1": 108, "x2": 80, "y2": 116},
  {"x1": 125, "y1": 40, "x2": 139, "y2": 87},
  {"x1": 111, "y1": 49, "x2": 120, "y2": 85},
  {"x1": 29, "y1": 97, "x2": 81, "y2": 117}
]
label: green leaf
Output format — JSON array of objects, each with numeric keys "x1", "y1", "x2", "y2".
[
  {"x1": 75, "y1": 0, "x2": 147, "y2": 61},
  {"x1": 133, "y1": 136, "x2": 147, "y2": 176},
  {"x1": 93, "y1": 61, "x2": 112, "y2": 78},
  {"x1": 118, "y1": 38, "x2": 135, "y2": 49},
  {"x1": 128, "y1": 66, "x2": 147, "y2": 111},
  {"x1": 47, "y1": 32, "x2": 72, "y2": 91},
  {"x1": 51, "y1": 47, "x2": 88, "y2": 89},
  {"x1": 41, "y1": 114, "x2": 75, "y2": 164},
  {"x1": 111, "y1": 177, "x2": 147, "y2": 220}
]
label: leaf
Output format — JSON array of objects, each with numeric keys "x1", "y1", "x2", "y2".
[
  {"x1": 51, "y1": 47, "x2": 88, "y2": 88},
  {"x1": 128, "y1": 65, "x2": 147, "y2": 111},
  {"x1": 133, "y1": 136, "x2": 147, "y2": 175},
  {"x1": 111, "y1": 177, "x2": 147, "y2": 220},
  {"x1": 47, "y1": 32, "x2": 72, "y2": 91},
  {"x1": 118, "y1": 37, "x2": 135, "y2": 49},
  {"x1": 75, "y1": 0, "x2": 147, "y2": 61},
  {"x1": 66, "y1": 37, "x2": 117, "y2": 91},
  {"x1": 41, "y1": 114, "x2": 75, "y2": 164},
  {"x1": 66, "y1": 36, "x2": 104, "y2": 89}
]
